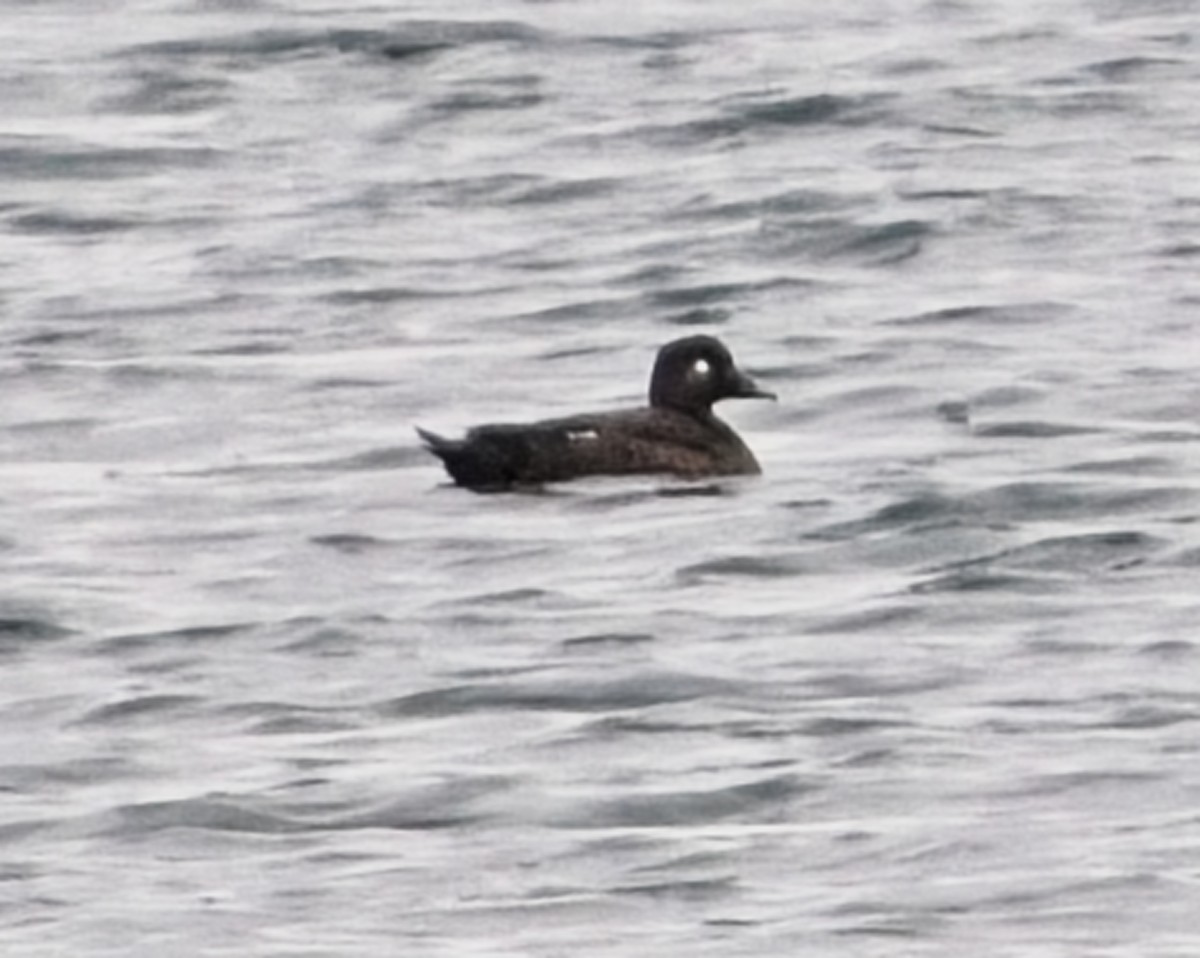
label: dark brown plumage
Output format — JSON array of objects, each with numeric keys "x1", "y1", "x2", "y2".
[{"x1": 417, "y1": 335, "x2": 774, "y2": 491}]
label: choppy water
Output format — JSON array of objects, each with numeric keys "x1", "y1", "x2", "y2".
[{"x1": 4, "y1": 1, "x2": 1200, "y2": 955}]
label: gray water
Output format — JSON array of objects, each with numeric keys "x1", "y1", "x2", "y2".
[{"x1": 4, "y1": 1, "x2": 1200, "y2": 955}]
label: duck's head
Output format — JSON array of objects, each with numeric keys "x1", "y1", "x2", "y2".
[{"x1": 648, "y1": 335, "x2": 775, "y2": 414}]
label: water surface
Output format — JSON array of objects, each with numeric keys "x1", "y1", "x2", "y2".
[{"x1": 3, "y1": 2, "x2": 1200, "y2": 955}]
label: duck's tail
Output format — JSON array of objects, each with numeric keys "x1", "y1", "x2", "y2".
[
  {"x1": 416, "y1": 426, "x2": 512, "y2": 491},
  {"x1": 415, "y1": 426, "x2": 459, "y2": 458}
]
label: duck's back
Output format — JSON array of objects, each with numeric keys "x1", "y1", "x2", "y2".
[{"x1": 420, "y1": 406, "x2": 759, "y2": 490}]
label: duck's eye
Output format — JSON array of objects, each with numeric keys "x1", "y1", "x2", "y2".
[{"x1": 691, "y1": 358, "x2": 711, "y2": 377}]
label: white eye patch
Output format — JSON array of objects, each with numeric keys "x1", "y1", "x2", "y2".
[{"x1": 691, "y1": 358, "x2": 711, "y2": 376}]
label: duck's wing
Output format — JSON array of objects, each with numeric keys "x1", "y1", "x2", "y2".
[
  {"x1": 419, "y1": 408, "x2": 756, "y2": 490},
  {"x1": 468, "y1": 408, "x2": 751, "y2": 484}
]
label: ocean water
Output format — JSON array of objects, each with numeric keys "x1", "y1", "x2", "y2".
[{"x1": 3, "y1": 1, "x2": 1200, "y2": 954}]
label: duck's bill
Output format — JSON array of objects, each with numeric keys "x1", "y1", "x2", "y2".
[{"x1": 730, "y1": 371, "x2": 777, "y2": 401}]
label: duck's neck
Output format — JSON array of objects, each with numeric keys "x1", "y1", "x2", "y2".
[{"x1": 652, "y1": 399, "x2": 715, "y2": 422}]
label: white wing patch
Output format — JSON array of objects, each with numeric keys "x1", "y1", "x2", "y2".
[{"x1": 566, "y1": 428, "x2": 600, "y2": 443}]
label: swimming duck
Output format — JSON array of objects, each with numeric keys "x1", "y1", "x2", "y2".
[{"x1": 417, "y1": 335, "x2": 774, "y2": 491}]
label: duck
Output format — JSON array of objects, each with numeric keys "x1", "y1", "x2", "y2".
[{"x1": 417, "y1": 335, "x2": 774, "y2": 491}]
